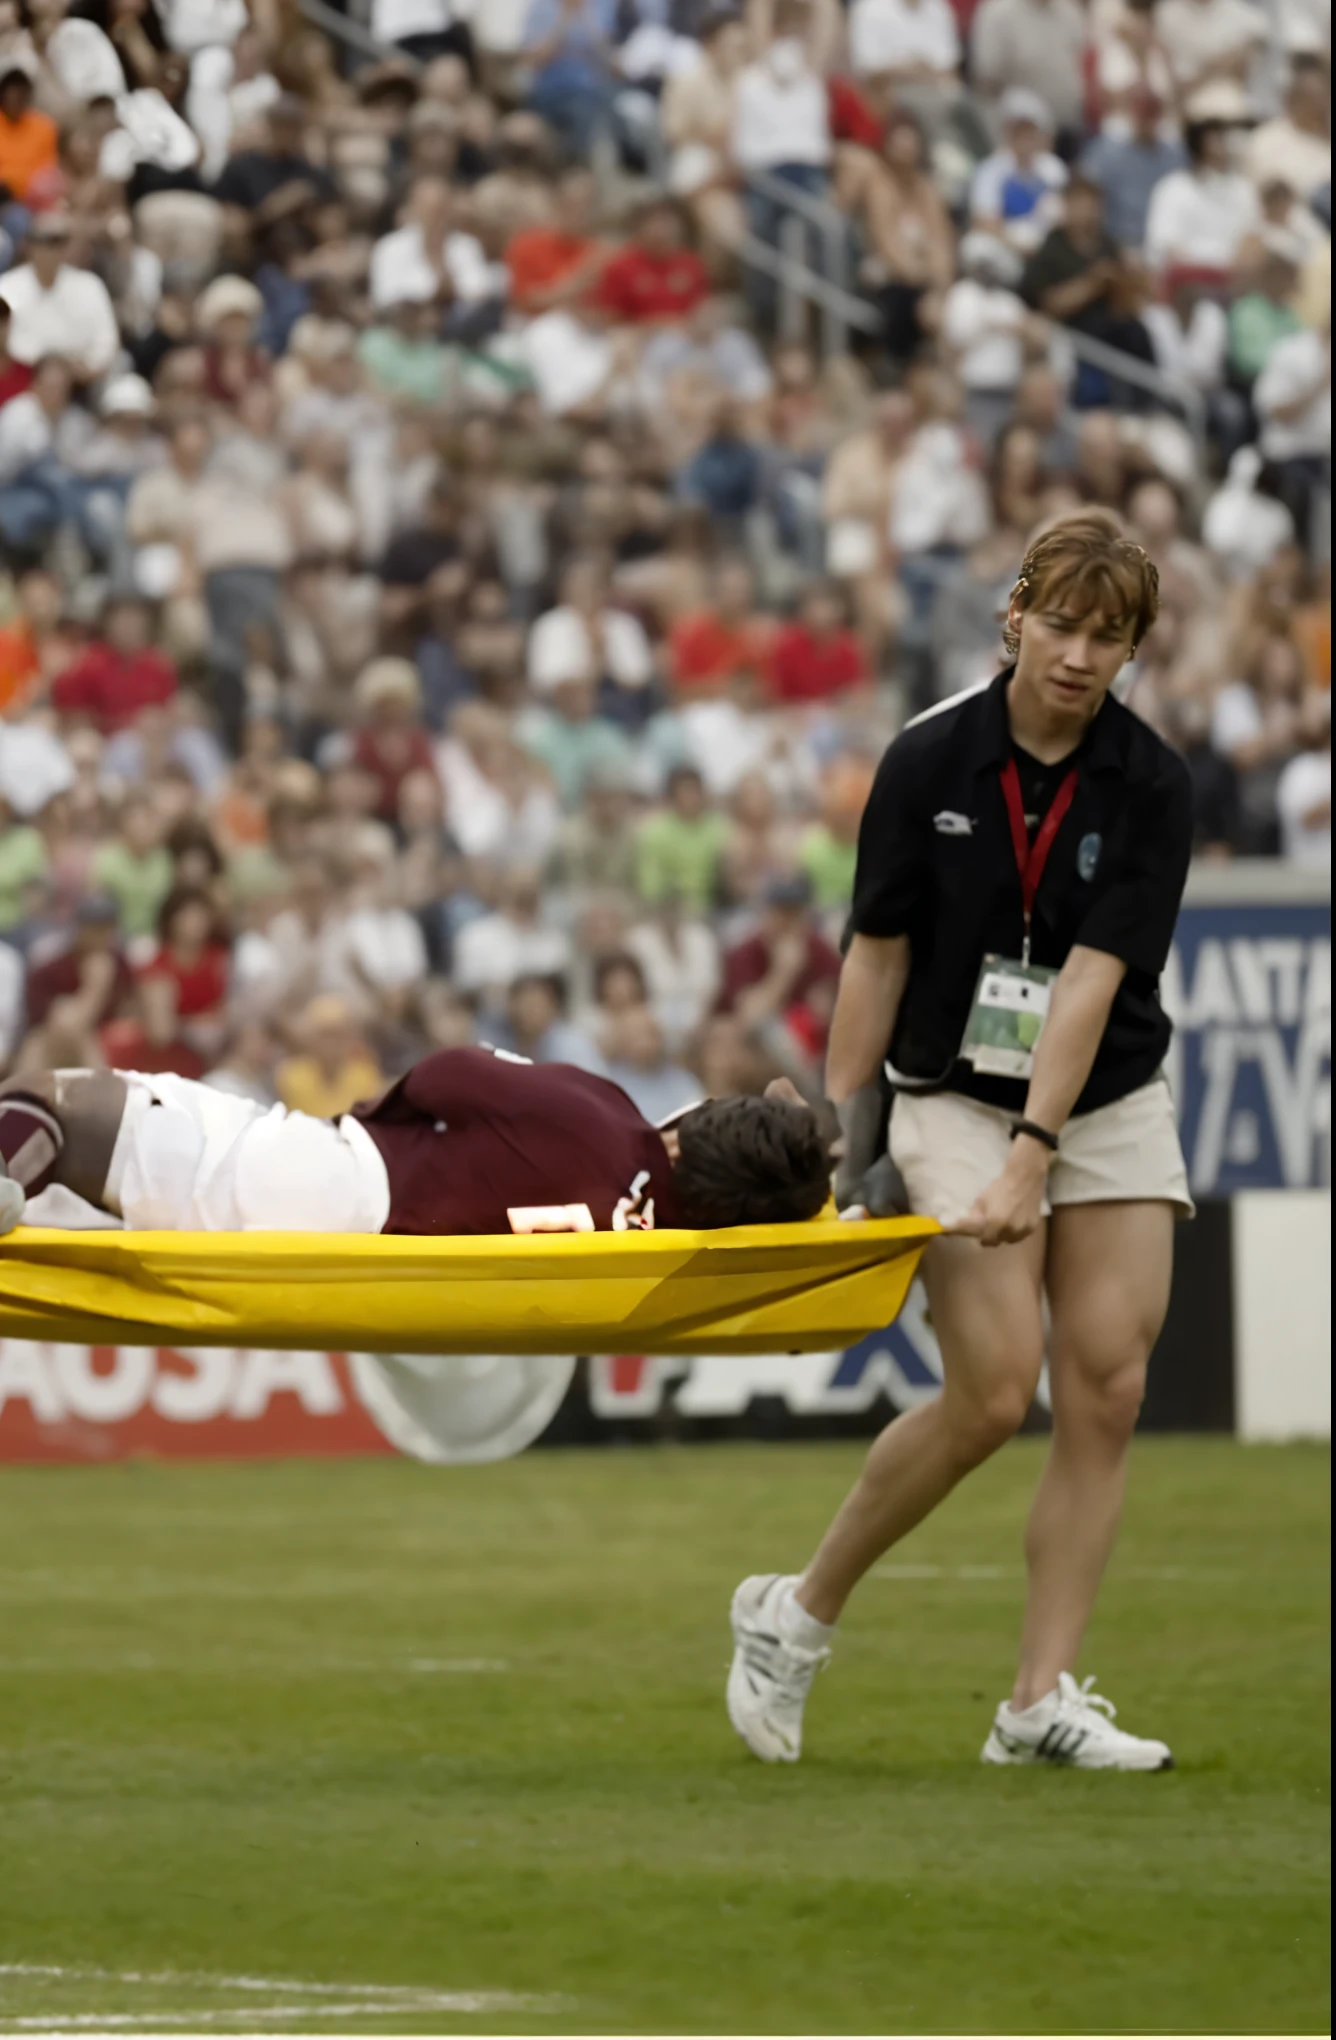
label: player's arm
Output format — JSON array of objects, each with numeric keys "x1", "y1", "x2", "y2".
[{"x1": 826, "y1": 731, "x2": 926, "y2": 1204}]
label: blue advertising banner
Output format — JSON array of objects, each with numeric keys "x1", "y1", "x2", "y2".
[{"x1": 1164, "y1": 901, "x2": 1330, "y2": 1195}]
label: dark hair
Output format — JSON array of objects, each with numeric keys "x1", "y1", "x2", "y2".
[
  {"x1": 156, "y1": 883, "x2": 227, "y2": 949},
  {"x1": 1185, "y1": 119, "x2": 1230, "y2": 165},
  {"x1": 671, "y1": 1095, "x2": 832, "y2": 1229},
  {"x1": 166, "y1": 817, "x2": 224, "y2": 877},
  {"x1": 593, "y1": 950, "x2": 648, "y2": 1004}
]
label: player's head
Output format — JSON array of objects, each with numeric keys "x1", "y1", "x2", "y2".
[
  {"x1": 668, "y1": 1095, "x2": 832, "y2": 1229},
  {"x1": 1005, "y1": 509, "x2": 1160, "y2": 712}
]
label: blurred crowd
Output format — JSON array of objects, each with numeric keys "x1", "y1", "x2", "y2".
[{"x1": 0, "y1": 0, "x2": 1329, "y2": 1110}]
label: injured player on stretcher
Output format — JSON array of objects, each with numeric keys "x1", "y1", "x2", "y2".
[{"x1": 0, "y1": 1049, "x2": 834, "y2": 1236}]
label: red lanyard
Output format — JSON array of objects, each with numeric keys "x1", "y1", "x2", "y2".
[{"x1": 1000, "y1": 758, "x2": 1079, "y2": 965}]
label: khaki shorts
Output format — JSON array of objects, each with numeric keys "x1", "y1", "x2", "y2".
[{"x1": 889, "y1": 1077, "x2": 1194, "y2": 1228}]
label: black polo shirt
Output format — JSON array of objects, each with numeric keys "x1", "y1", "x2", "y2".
[{"x1": 849, "y1": 668, "x2": 1193, "y2": 1116}]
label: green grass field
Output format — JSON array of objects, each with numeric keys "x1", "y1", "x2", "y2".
[{"x1": 0, "y1": 1439, "x2": 1328, "y2": 2035}]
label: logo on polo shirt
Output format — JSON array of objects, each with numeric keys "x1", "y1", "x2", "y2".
[
  {"x1": 1077, "y1": 832, "x2": 1102, "y2": 881},
  {"x1": 933, "y1": 811, "x2": 975, "y2": 836}
]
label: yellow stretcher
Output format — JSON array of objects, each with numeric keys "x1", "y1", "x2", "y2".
[{"x1": 0, "y1": 1216, "x2": 938, "y2": 1355}]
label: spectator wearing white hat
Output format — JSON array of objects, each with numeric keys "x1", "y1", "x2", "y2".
[
  {"x1": 0, "y1": 210, "x2": 119, "y2": 384},
  {"x1": 62, "y1": 372, "x2": 164, "y2": 584},
  {"x1": 941, "y1": 231, "x2": 1033, "y2": 445},
  {"x1": 968, "y1": 89, "x2": 1068, "y2": 258},
  {"x1": 1144, "y1": 98, "x2": 1262, "y2": 282}
]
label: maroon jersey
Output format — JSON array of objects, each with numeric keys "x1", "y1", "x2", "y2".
[{"x1": 352, "y1": 1046, "x2": 684, "y2": 1237}]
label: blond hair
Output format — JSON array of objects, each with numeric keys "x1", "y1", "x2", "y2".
[{"x1": 1004, "y1": 509, "x2": 1160, "y2": 658}]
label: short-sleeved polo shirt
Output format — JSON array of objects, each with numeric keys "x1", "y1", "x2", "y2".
[{"x1": 849, "y1": 668, "x2": 1194, "y2": 1115}]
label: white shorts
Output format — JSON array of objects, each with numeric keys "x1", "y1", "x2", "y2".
[
  {"x1": 105, "y1": 1072, "x2": 392, "y2": 1234},
  {"x1": 889, "y1": 1076, "x2": 1194, "y2": 1229}
]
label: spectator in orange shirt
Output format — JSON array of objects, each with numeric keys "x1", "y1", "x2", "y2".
[
  {"x1": 0, "y1": 64, "x2": 57, "y2": 203},
  {"x1": 0, "y1": 566, "x2": 64, "y2": 718},
  {"x1": 505, "y1": 166, "x2": 607, "y2": 315},
  {"x1": 597, "y1": 196, "x2": 710, "y2": 326},
  {"x1": 667, "y1": 557, "x2": 777, "y2": 696}
]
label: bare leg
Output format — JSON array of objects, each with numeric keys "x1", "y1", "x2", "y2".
[
  {"x1": 1011, "y1": 1200, "x2": 1175, "y2": 1709},
  {"x1": 0, "y1": 1070, "x2": 128, "y2": 1207},
  {"x1": 798, "y1": 1226, "x2": 1048, "y2": 1625}
]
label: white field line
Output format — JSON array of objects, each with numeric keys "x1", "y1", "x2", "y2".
[
  {"x1": 873, "y1": 1563, "x2": 1234, "y2": 1581},
  {"x1": 0, "y1": 1965, "x2": 564, "y2": 2019},
  {"x1": 0, "y1": 1659, "x2": 510, "y2": 1677}
]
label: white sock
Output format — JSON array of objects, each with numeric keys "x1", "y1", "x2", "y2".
[
  {"x1": 777, "y1": 1584, "x2": 835, "y2": 1651},
  {"x1": 1011, "y1": 1685, "x2": 1059, "y2": 1719}
]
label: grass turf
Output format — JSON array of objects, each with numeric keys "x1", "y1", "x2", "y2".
[{"x1": 0, "y1": 1438, "x2": 1328, "y2": 2036}]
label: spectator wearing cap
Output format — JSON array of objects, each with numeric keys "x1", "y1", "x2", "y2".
[
  {"x1": 0, "y1": 210, "x2": 119, "y2": 383},
  {"x1": 1156, "y1": 0, "x2": 1268, "y2": 108},
  {"x1": 968, "y1": 91, "x2": 1068, "y2": 259},
  {"x1": 970, "y1": 0, "x2": 1088, "y2": 146},
  {"x1": 715, "y1": 869, "x2": 841, "y2": 1068},
  {"x1": 63, "y1": 373, "x2": 164, "y2": 584},
  {"x1": 195, "y1": 275, "x2": 269, "y2": 410},
  {"x1": 1080, "y1": 91, "x2": 1188, "y2": 251},
  {"x1": 596, "y1": 197, "x2": 710, "y2": 328},
  {"x1": 941, "y1": 232, "x2": 1032, "y2": 446},
  {"x1": 1143, "y1": 97, "x2": 1262, "y2": 281},
  {"x1": 635, "y1": 763, "x2": 729, "y2": 916},
  {"x1": 1246, "y1": 54, "x2": 1330, "y2": 203},
  {"x1": 349, "y1": 658, "x2": 440, "y2": 826},
  {"x1": 52, "y1": 592, "x2": 178, "y2": 736},
  {"x1": 0, "y1": 59, "x2": 56, "y2": 201}
]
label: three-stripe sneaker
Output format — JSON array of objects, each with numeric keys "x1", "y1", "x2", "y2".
[
  {"x1": 726, "y1": 1574, "x2": 830, "y2": 1763},
  {"x1": 982, "y1": 1672, "x2": 1174, "y2": 1771}
]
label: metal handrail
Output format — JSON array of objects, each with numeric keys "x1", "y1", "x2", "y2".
[
  {"x1": 295, "y1": 0, "x2": 416, "y2": 68},
  {"x1": 1049, "y1": 325, "x2": 1208, "y2": 448},
  {"x1": 743, "y1": 166, "x2": 851, "y2": 241}
]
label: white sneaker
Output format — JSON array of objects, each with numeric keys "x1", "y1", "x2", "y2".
[
  {"x1": 726, "y1": 1573, "x2": 830, "y2": 1764},
  {"x1": 982, "y1": 1672, "x2": 1174, "y2": 1771},
  {"x1": 0, "y1": 1176, "x2": 25, "y2": 1236}
]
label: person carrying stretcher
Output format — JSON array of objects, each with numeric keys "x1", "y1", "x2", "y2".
[{"x1": 0, "y1": 1048, "x2": 833, "y2": 1237}]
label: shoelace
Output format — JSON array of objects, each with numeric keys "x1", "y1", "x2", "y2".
[{"x1": 1056, "y1": 1671, "x2": 1118, "y2": 1729}]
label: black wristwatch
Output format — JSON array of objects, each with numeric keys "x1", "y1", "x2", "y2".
[{"x1": 1011, "y1": 1118, "x2": 1060, "y2": 1153}]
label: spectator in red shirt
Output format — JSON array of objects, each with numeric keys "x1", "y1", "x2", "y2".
[
  {"x1": 0, "y1": 297, "x2": 33, "y2": 410},
  {"x1": 597, "y1": 197, "x2": 710, "y2": 326},
  {"x1": 101, "y1": 884, "x2": 231, "y2": 1078},
  {"x1": 51, "y1": 594, "x2": 178, "y2": 735},
  {"x1": 716, "y1": 870, "x2": 842, "y2": 1070},
  {"x1": 23, "y1": 893, "x2": 133, "y2": 1043},
  {"x1": 667, "y1": 556, "x2": 777, "y2": 696},
  {"x1": 506, "y1": 166, "x2": 607, "y2": 314},
  {"x1": 768, "y1": 581, "x2": 870, "y2": 705},
  {"x1": 350, "y1": 657, "x2": 440, "y2": 826}
]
